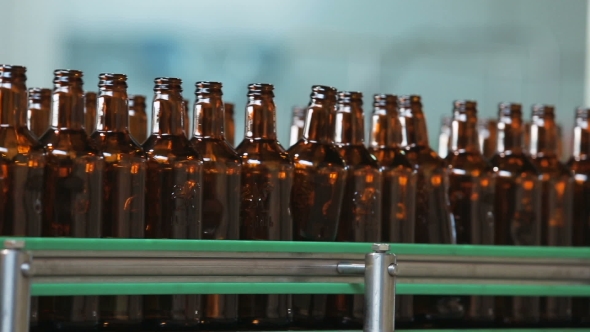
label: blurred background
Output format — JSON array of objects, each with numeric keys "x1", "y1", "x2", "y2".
[{"x1": 0, "y1": 0, "x2": 588, "y2": 154}]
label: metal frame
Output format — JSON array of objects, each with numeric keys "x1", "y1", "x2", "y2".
[{"x1": 0, "y1": 240, "x2": 397, "y2": 332}]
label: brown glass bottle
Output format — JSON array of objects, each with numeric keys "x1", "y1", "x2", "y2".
[
  {"x1": 183, "y1": 98, "x2": 190, "y2": 138},
  {"x1": 89, "y1": 73, "x2": 146, "y2": 331},
  {"x1": 490, "y1": 102, "x2": 541, "y2": 327},
  {"x1": 398, "y1": 95, "x2": 458, "y2": 327},
  {"x1": 189, "y1": 82, "x2": 241, "y2": 329},
  {"x1": 128, "y1": 95, "x2": 148, "y2": 144},
  {"x1": 568, "y1": 107, "x2": 590, "y2": 326},
  {"x1": 27, "y1": 87, "x2": 51, "y2": 139},
  {"x1": 445, "y1": 100, "x2": 496, "y2": 327},
  {"x1": 142, "y1": 77, "x2": 203, "y2": 330},
  {"x1": 289, "y1": 106, "x2": 306, "y2": 147},
  {"x1": 288, "y1": 86, "x2": 347, "y2": 328},
  {"x1": 85, "y1": 91, "x2": 97, "y2": 136},
  {"x1": 478, "y1": 119, "x2": 498, "y2": 160},
  {"x1": 438, "y1": 116, "x2": 452, "y2": 158},
  {"x1": 528, "y1": 104, "x2": 573, "y2": 326},
  {"x1": 368, "y1": 94, "x2": 417, "y2": 327},
  {"x1": 326, "y1": 91, "x2": 382, "y2": 329},
  {"x1": 0, "y1": 65, "x2": 45, "y2": 331},
  {"x1": 225, "y1": 102, "x2": 235, "y2": 147},
  {"x1": 236, "y1": 83, "x2": 294, "y2": 329},
  {"x1": 39, "y1": 69, "x2": 104, "y2": 331}
]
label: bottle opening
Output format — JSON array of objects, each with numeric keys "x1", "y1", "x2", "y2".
[
  {"x1": 576, "y1": 107, "x2": 590, "y2": 120},
  {"x1": 28, "y1": 87, "x2": 51, "y2": 100},
  {"x1": 154, "y1": 77, "x2": 182, "y2": 91},
  {"x1": 498, "y1": 102, "x2": 522, "y2": 116},
  {"x1": 397, "y1": 95, "x2": 421, "y2": 108},
  {"x1": 373, "y1": 94, "x2": 397, "y2": 107},
  {"x1": 195, "y1": 81, "x2": 223, "y2": 94},
  {"x1": 53, "y1": 69, "x2": 83, "y2": 85},
  {"x1": 310, "y1": 85, "x2": 337, "y2": 100},
  {"x1": 453, "y1": 100, "x2": 477, "y2": 112},
  {"x1": 0, "y1": 65, "x2": 26, "y2": 80},
  {"x1": 337, "y1": 91, "x2": 363, "y2": 104},
  {"x1": 99, "y1": 73, "x2": 128, "y2": 89},
  {"x1": 531, "y1": 104, "x2": 555, "y2": 117}
]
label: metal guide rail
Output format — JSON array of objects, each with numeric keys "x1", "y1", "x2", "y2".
[{"x1": 1, "y1": 238, "x2": 590, "y2": 332}]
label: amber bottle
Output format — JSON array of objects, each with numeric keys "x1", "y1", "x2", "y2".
[
  {"x1": 397, "y1": 95, "x2": 458, "y2": 327},
  {"x1": 490, "y1": 102, "x2": 541, "y2": 327},
  {"x1": 438, "y1": 116, "x2": 452, "y2": 158},
  {"x1": 528, "y1": 104, "x2": 573, "y2": 326},
  {"x1": 445, "y1": 100, "x2": 495, "y2": 327},
  {"x1": 478, "y1": 119, "x2": 498, "y2": 161},
  {"x1": 224, "y1": 102, "x2": 235, "y2": 147},
  {"x1": 289, "y1": 106, "x2": 306, "y2": 147},
  {"x1": 368, "y1": 94, "x2": 417, "y2": 326},
  {"x1": 288, "y1": 86, "x2": 347, "y2": 327},
  {"x1": 142, "y1": 78, "x2": 203, "y2": 330},
  {"x1": 89, "y1": 73, "x2": 146, "y2": 331},
  {"x1": 128, "y1": 95, "x2": 148, "y2": 144},
  {"x1": 568, "y1": 107, "x2": 590, "y2": 326},
  {"x1": 189, "y1": 82, "x2": 241, "y2": 329},
  {"x1": 85, "y1": 91, "x2": 97, "y2": 136},
  {"x1": 27, "y1": 87, "x2": 51, "y2": 139},
  {"x1": 183, "y1": 98, "x2": 190, "y2": 138},
  {"x1": 325, "y1": 91, "x2": 382, "y2": 329},
  {"x1": 236, "y1": 83, "x2": 294, "y2": 329},
  {"x1": 39, "y1": 69, "x2": 104, "y2": 331}
]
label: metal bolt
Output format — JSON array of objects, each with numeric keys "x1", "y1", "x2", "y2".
[
  {"x1": 21, "y1": 263, "x2": 31, "y2": 277},
  {"x1": 388, "y1": 264, "x2": 396, "y2": 276},
  {"x1": 372, "y1": 243, "x2": 390, "y2": 253},
  {"x1": 4, "y1": 239, "x2": 25, "y2": 249}
]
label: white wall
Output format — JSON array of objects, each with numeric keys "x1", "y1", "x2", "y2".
[{"x1": 0, "y1": 0, "x2": 586, "y2": 154}]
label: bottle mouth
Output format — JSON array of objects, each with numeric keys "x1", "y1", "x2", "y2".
[
  {"x1": 0, "y1": 64, "x2": 26, "y2": 80},
  {"x1": 531, "y1": 104, "x2": 555, "y2": 117},
  {"x1": 154, "y1": 77, "x2": 182, "y2": 91},
  {"x1": 576, "y1": 107, "x2": 590, "y2": 119},
  {"x1": 128, "y1": 95, "x2": 146, "y2": 109},
  {"x1": 397, "y1": 95, "x2": 421, "y2": 108},
  {"x1": 195, "y1": 81, "x2": 223, "y2": 95},
  {"x1": 373, "y1": 94, "x2": 397, "y2": 108},
  {"x1": 28, "y1": 87, "x2": 51, "y2": 99},
  {"x1": 310, "y1": 85, "x2": 337, "y2": 100},
  {"x1": 337, "y1": 91, "x2": 363, "y2": 104},
  {"x1": 453, "y1": 100, "x2": 477, "y2": 112},
  {"x1": 99, "y1": 73, "x2": 128, "y2": 89},
  {"x1": 247, "y1": 83, "x2": 274, "y2": 97},
  {"x1": 498, "y1": 102, "x2": 522, "y2": 116},
  {"x1": 53, "y1": 69, "x2": 83, "y2": 85}
]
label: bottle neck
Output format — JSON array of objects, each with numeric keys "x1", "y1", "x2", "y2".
[
  {"x1": 193, "y1": 92, "x2": 225, "y2": 139},
  {"x1": 151, "y1": 91, "x2": 185, "y2": 136},
  {"x1": 334, "y1": 101, "x2": 365, "y2": 145},
  {"x1": 496, "y1": 114, "x2": 524, "y2": 153},
  {"x1": 450, "y1": 109, "x2": 480, "y2": 153},
  {"x1": 303, "y1": 98, "x2": 335, "y2": 143},
  {"x1": 96, "y1": 89, "x2": 129, "y2": 132},
  {"x1": 52, "y1": 84, "x2": 85, "y2": 130},
  {"x1": 0, "y1": 79, "x2": 28, "y2": 127},
  {"x1": 573, "y1": 116, "x2": 590, "y2": 158},
  {"x1": 399, "y1": 107, "x2": 429, "y2": 147},
  {"x1": 369, "y1": 106, "x2": 402, "y2": 148},
  {"x1": 529, "y1": 114, "x2": 558, "y2": 157},
  {"x1": 244, "y1": 94, "x2": 276, "y2": 140}
]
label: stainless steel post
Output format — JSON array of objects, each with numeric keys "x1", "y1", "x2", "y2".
[
  {"x1": 0, "y1": 240, "x2": 31, "y2": 332},
  {"x1": 364, "y1": 243, "x2": 397, "y2": 332}
]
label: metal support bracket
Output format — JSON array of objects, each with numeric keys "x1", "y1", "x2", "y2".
[
  {"x1": 0, "y1": 240, "x2": 31, "y2": 332},
  {"x1": 364, "y1": 243, "x2": 397, "y2": 332}
]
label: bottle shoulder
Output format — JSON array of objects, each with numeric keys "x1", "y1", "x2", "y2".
[
  {"x1": 369, "y1": 146, "x2": 414, "y2": 170},
  {"x1": 143, "y1": 134, "x2": 202, "y2": 163},
  {"x1": 90, "y1": 131, "x2": 144, "y2": 156},
  {"x1": 445, "y1": 151, "x2": 494, "y2": 174},
  {"x1": 40, "y1": 128, "x2": 99, "y2": 157},
  {"x1": 405, "y1": 145, "x2": 446, "y2": 169},
  {"x1": 287, "y1": 139, "x2": 346, "y2": 167},
  {"x1": 189, "y1": 137, "x2": 241, "y2": 164},
  {"x1": 530, "y1": 155, "x2": 571, "y2": 177},
  {"x1": 235, "y1": 138, "x2": 292, "y2": 165},
  {"x1": 0, "y1": 126, "x2": 44, "y2": 162},
  {"x1": 490, "y1": 152, "x2": 540, "y2": 176},
  {"x1": 567, "y1": 157, "x2": 590, "y2": 175},
  {"x1": 335, "y1": 143, "x2": 380, "y2": 169}
]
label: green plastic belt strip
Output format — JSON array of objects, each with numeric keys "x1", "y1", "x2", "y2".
[
  {"x1": 4, "y1": 237, "x2": 590, "y2": 258},
  {"x1": 30, "y1": 283, "x2": 590, "y2": 297}
]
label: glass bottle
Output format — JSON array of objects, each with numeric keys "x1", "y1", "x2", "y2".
[
  {"x1": 0, "y1": 65, "x2": 45, "y2": 331},
  {"x1": 38, "y1": 69, "x2": 104, "y2": 331},
  {"x1": 438, "y1": 116, "x2": 452, "y2": 158},
  {"x1": 528, "y1": 104, "x2": 573, "y2": 326},
  {"x1": 128, "y1": 94, "x2": 148, "y2": 144},
  {"x1": 27, "y1": 87, "x2": 51, "y2": 139},
  {"x1": 85, "y1": 91, "x2": 97, "y2": 136},
  {"x1": 289, "y1": 106, "x2": 306, "y2": 147},
  {"x1": 189, "y1": 82, "x2": 241, "y2": 329},
  {"x1": 326, "y1": 91, "x2": 382, "y2": 329},
  {"x1": 568, "y1": 107, "x2": 590, "y2": 326},
  {"x1": 236, "y1": 83, "x2": 294, "y2": 329},
  {"x1": 183, "y1": 98, "x2": 190, "y2": 138},
  {"x1": 523, "y1": 121, "x2": 532, "y2": 156},
  {"x1": 288, "y1": 86, "x2": 347, "y2": 328},
  {"x1": 367, "y1": 94, "x2": 416, "y2": 327},
  {"x1": 478, "y1": 119, "x2": 498, "y2": 160},
  {"x1": 224, "y1": 102, "x2": 235, "y2": 147},
  {"x1": 397, "y1": 95, "x2": 458, "y2": 326},
  {"x1": 490, "y1": 102, "x2": 541, "y2": 327},
  {"x1": 89, "y1": 73, "x2": 146, "y2": 330},
  {"x1": 445, "y1": 100, "x2": 495, "y2": 327},
  {"x1": 142, "y1": 77, "x2": 203, "y2": 330}
]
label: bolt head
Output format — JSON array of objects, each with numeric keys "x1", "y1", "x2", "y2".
[
  {"x1": 372, "y1": 243, "x2": 390, "y2": 252},
  {"x1": 4, "y1": 240, "x2": 25, "y2": 249}
]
